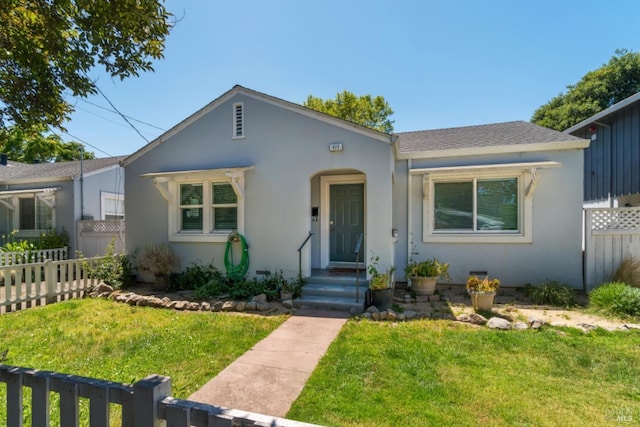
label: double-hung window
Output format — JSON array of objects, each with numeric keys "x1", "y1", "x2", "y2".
[
  {"x1": 19, "y1": 196, "x2": 53, "y2": 230},
  {"x1": 178, "y1": 182, "x2": 238, "y2": 233}
]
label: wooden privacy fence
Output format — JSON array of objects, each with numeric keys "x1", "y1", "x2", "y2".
[
  {"x1": 0, "y1": 257, "x2": 103, "y2": 314},
  {"x1": 0, "y1": 247, "x2": 67, "y2": 266},
  {"x1": 584, "y1": 207, "x2": 640, "y2": 289},
  {"x1": 0, "y1": 365, "x2": 318, "y2": 427},
  {"x1": 77, "y1": 220, "x2": 125, "y2": 258}
]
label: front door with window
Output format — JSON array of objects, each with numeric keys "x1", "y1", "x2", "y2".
[{"x1": 329, "y1": 183, "x2": 364, "y2": 263}]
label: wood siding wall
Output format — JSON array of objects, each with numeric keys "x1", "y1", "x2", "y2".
[{"x1": 574, "y1": 102, "x2": 640, "y2": 202}]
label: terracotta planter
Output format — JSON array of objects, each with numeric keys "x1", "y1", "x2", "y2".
[
  {"x1": 468, "y1": 291, "x2": 496, "y2": 311},
  {"x1": 410, "y1": 276, "x2": 437, "y2": 295}
]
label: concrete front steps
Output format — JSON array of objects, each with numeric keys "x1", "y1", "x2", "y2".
[{"x1": 294, "y1": 271, "x2": 368, "y2": 313}]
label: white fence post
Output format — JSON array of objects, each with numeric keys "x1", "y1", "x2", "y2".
[
  {"x1": 132, "y1": 375, "x2": 172, "y2": 427},
  {"x1": 46, "y1": 260, "x2": 56, "y2": 304}
]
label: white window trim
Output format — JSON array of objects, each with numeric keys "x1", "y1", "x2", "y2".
[
  {"x1": 412, "y1": 161, "x2": 560, "y2": 244},
  {"x1": 100, "y1": 191, "x2": 124, "y2": 220},
  {"x1": 424, "y1": 171, "x2": 532, "y2": 243},
  {"x1": 168, "y1": 176, "x2": 245, "y2": 242},
  {"x1": 13, "y1": 194, "x2": 56, "y2": 232},
  {"x1": 232, "y1": 102, "x2": 245, "y2": 139},
  {"x1": 142, "y1": 166, "x2": 252, "y2": 243}
]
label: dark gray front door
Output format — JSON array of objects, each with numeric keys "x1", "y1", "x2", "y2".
[{"x1": 329, "y1": 183, "x2": 364, "y2": 263}]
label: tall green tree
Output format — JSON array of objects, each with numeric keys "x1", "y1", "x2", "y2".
[
  {"x1": 0, "y1": 0, "x2": 173, "y2": 130},
  {"x1": 532, "y1": 49, "x2": 640, "y2": 131},
  {"x1": 0, "y1": 125, "x2": 95, "y2": 163},
  {"x1": 303, "y1": 90, "x2": 395, "y2": 133}
]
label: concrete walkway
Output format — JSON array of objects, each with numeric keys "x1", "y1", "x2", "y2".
[{"x1": 188, "y1": 308, "x2": 349, "y2": 418}]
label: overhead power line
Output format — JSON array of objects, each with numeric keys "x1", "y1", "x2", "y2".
[
  {"x1": 92, "y1": 84, "x2": 150, "y2": 144},
  {"x1": 72, "y1": 96, "x2": 166, "y2": 131}
]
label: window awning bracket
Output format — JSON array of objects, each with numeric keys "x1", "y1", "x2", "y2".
[
  {"x1": 422, "y1": 175, "x2": 429, "y2": 200},
  {"x1": 525, "y1": 168, "x2": 539, "y2": 199},
  {"x1": 36, "y1": 193, "x2": 55, "y2": 209},
  {"x1": 0, "y1": 198, "x2": 14, "y2": 211},
  {"x1": 152, "y1": 178, "x2": 172, "y2": 203}
]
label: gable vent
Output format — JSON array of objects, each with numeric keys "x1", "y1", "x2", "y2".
[{"x1": 233, "y1": 102, "x2": 244, "y2": 138}]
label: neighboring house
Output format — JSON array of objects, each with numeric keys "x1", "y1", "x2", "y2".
[
  {"x1": 123, "y1": 85, "x2": 589, "y2": 291},
  {"x1": 565, "y1": 92, "x2": 640, "y2": 207},
  {"x1": 0, "y1": 156, "x2": 125, "y2": 254}
]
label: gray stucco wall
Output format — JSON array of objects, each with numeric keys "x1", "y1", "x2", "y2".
[
  {"x1": 80, "y1": 166, "x2": 125, "y2": 221},
  {"x1": 126, "y1": 93, "x2": 394, "y2": 278},
  {"x1": 395, "y1": 149, "x2": 585, "y2": 288}
]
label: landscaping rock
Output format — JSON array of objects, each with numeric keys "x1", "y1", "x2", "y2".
[
  {"x1": 379, "y1": 311, "x2": 388, "y2": 321},
  {"x1": 212, "y1": 301, "x2": 223, "y2": 312},
  {"x1": 236, "y1": 301, "x2": 246, "y2": 311},
  {"x1": 529, "y1": 318, "x2": 545, "y2": 329},
  {"x1": 371, "y1": 311, "x2": 380, "y2": 321},
  {"x1": 387, "y1": 310, "x2": 397, "y2": 321},
  {"x1": 487, "y1": 317, "x2": 512, "y2": 330},
  {"x1": 93, "y1": 283, "x2": 114, "y2": 294},
  {"x1": 363, "y1": 312, "x2": 372, "y2": 320},
  {"x1": 200, "y1": 302, "x2": 211, "y2": 311},
  {"x1": 256, "y1": 302, "x2": 271, "y2": 311},
  {"x1": 469, "y1": 313, "x2": 488, "y2": 325},
  {"x1": 187, "y1": 302, "x2": 201, "y2": 311},
  {"x1": 366, "y1": 305, "x2": 379, "y2": 314},
  {"x1": 222, "y1": 301, "x2": 236, "y2": 312},
  {"x1": 283, "y1": 299, "x2": 294, "y2": 309},
  {"x1": 404, "y1": 310, "x2": 417, "y2": 320},
  {"x1": 174, "y1": 301, "x2": 189, "y2": 311},
  {"x1": 578, "y1": 323, "x2": 597, "y2": 331},
  {"x1": 397, "y1": 313, "x2": 406, "y2": 321},
  {"x1": 245, "y1": 301, "x2": 257, "y2": 311},
  {"x1": 252, "y1": 294, "x2": 267, "y2": 303},
  {"x1": 98, "y1": 292, "x2": 111, "y2": 299},
  {"x1": 513, "y1": 321, "x2": 528, "y2": 330}
]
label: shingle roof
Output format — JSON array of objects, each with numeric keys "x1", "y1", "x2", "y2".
[
  {"x1": 396, "y1": 121, "x2": 585, "y2": 154},
  {"x1": 0, "y1": 157, "x2": 125, "y2": 182}
]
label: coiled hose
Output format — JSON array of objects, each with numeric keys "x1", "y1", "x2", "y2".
[{"x1": 224, "y1": 231, "x2": 249, "y2": 280}]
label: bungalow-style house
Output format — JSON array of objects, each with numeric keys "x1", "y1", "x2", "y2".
[
  {"x1": 565, "y1": 92, "x2": 640, "y2": 207},
  {"x1": 123, "y1": 86, "x2": 589, "y2": 308},
  {"x1": 0, "y1": 156, "x2": 125, "y2": 254}
]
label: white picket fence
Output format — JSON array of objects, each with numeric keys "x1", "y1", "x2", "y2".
[
  {"x1": 584, "y1": 207, "x2": 640, "y2": 289},
  {"x1": 0, "y1": 366, "x2": 317, "y2": 427},
  {"x1": 0, "y1": 247, "x2": 67, "y2": 266},
  {"x1": 0, "y1": 257, "x2": 102, "y2": 314}
]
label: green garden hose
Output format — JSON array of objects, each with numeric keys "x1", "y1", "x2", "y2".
[{"x1": 224, "y1": 231, "x2": 249, "y2": 280}]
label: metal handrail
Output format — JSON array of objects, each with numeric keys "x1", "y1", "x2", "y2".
[
  {"x1": 354, "y1": 233, "x2": 365, "y2": 302},
  {"x1": 297, "y1": 231, "x2": 313, "y2": 281}
]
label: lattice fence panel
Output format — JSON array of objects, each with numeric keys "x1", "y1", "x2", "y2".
[
  {"x1": 589, "y1": 208, "x2": 640, "y2": 231},
  {"x1": 79, "y1": 220, "x2": 125, "y2": 234}
]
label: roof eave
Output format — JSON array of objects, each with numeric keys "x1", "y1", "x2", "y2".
[
  {"x1": 396, "y1": 139, "x2": 590, "y2": 160},
  {"x1": 564, "y1": 92, "x2": 640, "y2": 133}
]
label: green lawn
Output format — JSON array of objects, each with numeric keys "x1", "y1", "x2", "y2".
[
  {"x1": 0, "y1": 298, "x2": 286, "y2": 423},
  {"x1": 287, "y1": 320, "x2": 640, "y2": 427}
]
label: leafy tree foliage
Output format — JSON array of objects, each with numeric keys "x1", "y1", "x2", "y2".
[
  {"x1": 0, "y1": 1, "x2": 173, "y2": 130},
  {"x1": 303, "y1": 90, "x2": 395, "y2": 133},
  {"x1": 532, "y1": 49, "x2": 640, "y2": 131},
  {"x1": 0, "y1": 125, "x2": 95, "y2": 163}
]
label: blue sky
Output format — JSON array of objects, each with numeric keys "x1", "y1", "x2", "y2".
[{"x1": 62, "y1": 0, "x2": 640, "y2": 157}]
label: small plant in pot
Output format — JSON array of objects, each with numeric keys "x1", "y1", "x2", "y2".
[
  {"x1": 404, "y1": 257, "x2": 449, "y2": 296},
  {"x1": 466, "y1": 275, "x2": 500, "y2": 311},
  {"x1": 368, "y1": 254, "x2": 395, "y2": 311},
  {"x1": 137, "y1": 243, "x2": 181, "y2": 291}
]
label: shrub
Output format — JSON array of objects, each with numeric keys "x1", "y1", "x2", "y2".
[
  {"x1": 173, "y1": 263, "x2": 226, "y2": 291},
  {"x1": 89, "y1": 240, "x2": 130, "y2": 289},
  {"x1": 613, "y1": 258, "x2": 640, "y2": 288},
  {"x1": 589, "y1": 282, "x2": 628, "y2": 310},
  {"x1": 526, "y1": 280, "x2": 575, "y2": 306},
  {"x1": 590, "y1": 282, "x2": 640, "y2": 317},
  {"x1": 37, "y1": 227, "x2": 70, "y2": 249}
]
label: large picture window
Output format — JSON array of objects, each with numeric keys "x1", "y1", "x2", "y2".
[{"x1": 434, "y1": 178, "x2": 518, "y2": 232}]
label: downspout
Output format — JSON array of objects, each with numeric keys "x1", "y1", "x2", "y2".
[
  {"x1": 407, "y1": 158, "x2": 412, "y2": 280},
  {"x1": 80, "y1": 148, "x2": 84, "y2": 220}
]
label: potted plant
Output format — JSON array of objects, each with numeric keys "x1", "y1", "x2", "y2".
[
  {"x1": 137, "y1": 243, "x2": 181, "y2": 291},
  {"x1": 466, "y1": 275, "x2": 500, "y2": 311},
  {"x1": 368, "y1": 254, "x2": 395, "y2": 310},
  {"x1": 404, "y1": 257, "x2": 450, "y2": 295}
]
